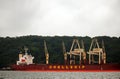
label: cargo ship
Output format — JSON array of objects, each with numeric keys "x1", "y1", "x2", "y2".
[{"x1": 11, "y1": 39, "x2": 120, "y2": 71}]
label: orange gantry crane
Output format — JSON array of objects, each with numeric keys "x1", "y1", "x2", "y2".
[
  {"x1": 67, "y1": 39, "x2": 86, "y2": 65},
  {"x1": 87, "y1": 38, "x2": 106, "y2": 64}
]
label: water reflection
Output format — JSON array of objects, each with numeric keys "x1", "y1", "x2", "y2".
[{"x1": 0, "y1": 71, "x2": 120, "y2": 79}]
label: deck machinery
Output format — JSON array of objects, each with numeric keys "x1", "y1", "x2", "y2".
[
  {"x1": 67, "y1": 39, "x2": 86, "y2": 65},
  {"x1": 44, "y1": 40, "x2": 49, "y2": 64},
  {"x1": 87, "y1": 38, "x2": 106, "y2": 64},
  {"x1": 17, "y1": 39, "x2": 106, "y2": 65}
]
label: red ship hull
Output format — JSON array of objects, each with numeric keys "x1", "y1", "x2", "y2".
[{"x1": 11, "y1": 64, "x2": 120, "y2": 71}]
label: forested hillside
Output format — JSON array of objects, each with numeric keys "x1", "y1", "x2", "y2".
[{"x1": 0, "y1": 35, "x2": 120, "y2": 68}]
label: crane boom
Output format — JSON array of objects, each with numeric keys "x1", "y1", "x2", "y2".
[{"x1": 44, "y1": 40, "x2": 49, "y2": 64}]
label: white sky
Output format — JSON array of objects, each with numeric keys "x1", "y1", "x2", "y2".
[{"x1": 0, "y1": 0, "x2": 120, "y2": 37}]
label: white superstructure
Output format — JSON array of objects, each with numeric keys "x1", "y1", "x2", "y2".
[{"x1": 17, "y1": 48, "x2": 34, "y2": 65}]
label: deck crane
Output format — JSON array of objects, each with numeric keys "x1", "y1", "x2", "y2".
[
  {"x1": 67, "y1": 39, "x2": 86, "y2": 65},
  {"x1": 44, "y1": 40, "x2": 49, "y2": 64},
  {"x1": 87, "y1": 38, "x2": 106, "y2": 64},
  {"x1": 62, "y1": 41, "x2": 67, "y2": 65}
]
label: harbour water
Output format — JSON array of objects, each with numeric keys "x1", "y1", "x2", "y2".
[{"x1": 0, "y1": 71, "x2": 120, "y2": 79}]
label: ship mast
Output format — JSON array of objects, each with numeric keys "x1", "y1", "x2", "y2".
[
  {"x1": 44, "y1": 40, "x2": 49, "y2": 64},
  {"x1": 24, "y1": 46, "x2": 28, "y2": 55}
]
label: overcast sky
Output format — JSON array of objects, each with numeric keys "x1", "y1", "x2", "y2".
[{"x1": 0, "y1": 0, "x2": 120, "y2": 37}]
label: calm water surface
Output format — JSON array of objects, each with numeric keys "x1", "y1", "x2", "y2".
[{"x1": 0, "y1": 71, "x2": 120, "y2": 79}]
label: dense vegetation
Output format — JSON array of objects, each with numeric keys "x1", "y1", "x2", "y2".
[{"x1": 0, "y1": 35, "x2": 120, "y2": 68}]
